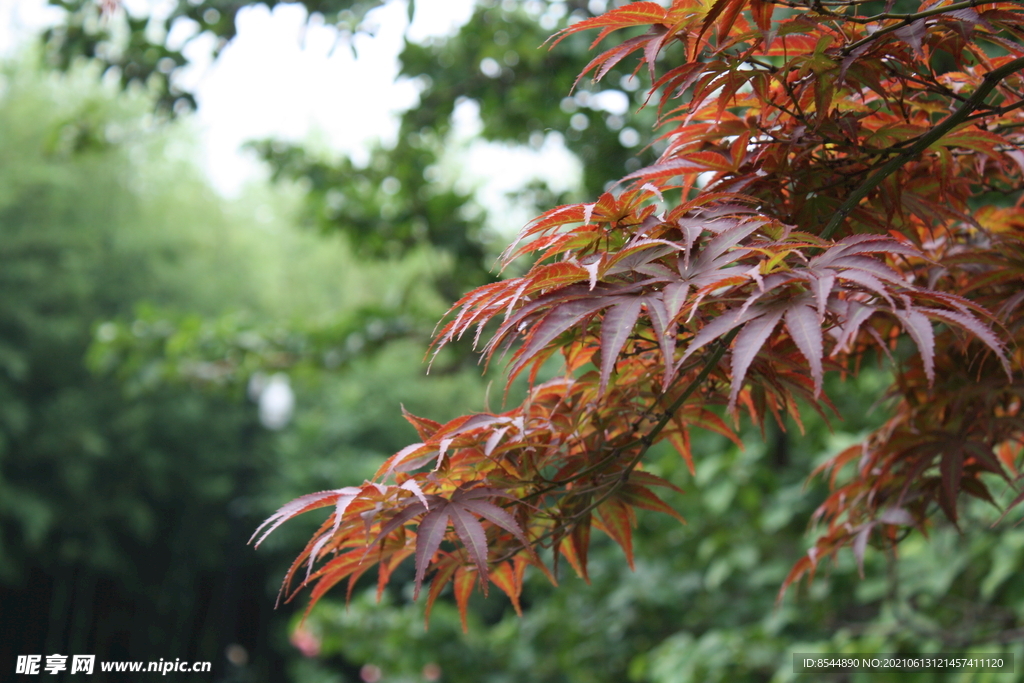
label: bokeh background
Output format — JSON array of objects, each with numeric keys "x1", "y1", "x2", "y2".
[{"x1": 0, "y1": 1, "x2": 1022, "y2": 681}]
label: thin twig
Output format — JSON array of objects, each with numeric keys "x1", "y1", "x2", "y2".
[{"x1": 840, "y1": 0, "x2": 986, "y2": 55}]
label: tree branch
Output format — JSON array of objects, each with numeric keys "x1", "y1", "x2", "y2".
[
  {"x1": 839, "y1": 0, "x2": 985, "y2": 54},
  {"x1": 820, "y1": 56, "x2": 1024, "y2": 240},
  {"x1": 508, "y1": 328, "x2": 740, "y2": 558}
]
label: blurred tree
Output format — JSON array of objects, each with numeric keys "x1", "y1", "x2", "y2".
[
  {"x1": 0, "y1": 54, "x2": 292, "y2": 679},
  {"x1": 0, "y1": 54, "x2": 465, "y2": 680},
  {"x1": 41, "y1": 0, "x2": 657, "y2": 294},
  {"x1": 0, "y1": 51, "x2": 502, "y2": 681}
]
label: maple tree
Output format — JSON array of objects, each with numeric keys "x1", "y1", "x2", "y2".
[{"x1": 253, "y1": 0, "x2": 1024, "y2": 630}]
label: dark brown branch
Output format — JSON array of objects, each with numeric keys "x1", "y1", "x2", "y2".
[{"x1": 840, "y1": 0, "x2": 987, "y2": 54}]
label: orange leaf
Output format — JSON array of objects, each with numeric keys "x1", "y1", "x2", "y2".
[
  {"x1": 453, "y1": 566, "x2": 476, "y2": 634},
  {"x1": 559, "y1": 513, "x2": 592, "y2": 583},
  {"x1": 619, "y1": 483, "x2": 687, "y2": 525},
  {"x1": 423, "y1": 557, "x2": 459, "y2": 628},
  {"x1": 546, "y1": 2, "x2": 670, "y2": 50},
  {"x1": 490, "y1": 560, "x2": 525, "y2": 617},
  {"x1": 595, "y1": 498, "x2": 636, "y2": 570}
]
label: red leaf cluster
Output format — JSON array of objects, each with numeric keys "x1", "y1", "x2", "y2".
[{"x1": 256, "y1": 0, "x2": 1024, "y2": 625}]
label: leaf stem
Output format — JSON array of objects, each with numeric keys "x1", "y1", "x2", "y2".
[{"x1": 623, "y1": 327, "x2": 740, "y2": 475}]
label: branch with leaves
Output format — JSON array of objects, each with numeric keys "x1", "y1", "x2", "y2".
[{"x1": 254, "y1": 0, "x2": 1024, "y2": 628}]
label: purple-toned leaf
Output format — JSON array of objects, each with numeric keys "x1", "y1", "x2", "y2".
[
  {"x1": 939, "y1": 446, "x2": 964, "y2": 523},
  {"x1": 892, "y1": 309, "x2": 935, "y2": 385},
  {"x1": 662, "y1": 281, "x2": 691, "y2": 320},
  {"x1": 810, "y1": 270, "x2": 836, "y2": 322},
  {"x1": 785, "y1": 303, "x2": 824, "y2": 397},
  {"x1": 372, "y1": 501, "x2": 429, "y2": 548},
  {"x1": 812, "y1": 235, "x2": 920, "y2": 268},
  {"x1": 852, "y1": 523, "x2": 873, "y2": 578},
  {"x1": 828, "y1": 300, "x2": 877, "y2": 354},
  {"x1": 695, "y1": 218, "x2": 764, "y2": 267},
  {"x1": 732, "y1": 272, "x2": 795, "y2": 320},
  {"x1": 606, "y1": 241, "x2": 678, "y2": 276},
  {"x1": 895, "y1": 17, "x2": 926, "y2": 56},
  {"x1": 646, "y1": 296, "x2": 678, "y2": 388},
  {"x1": 677, "y1": 220, "x2": 703, "y2": 269},
  {"x1": 918, "y1": 307, "x2": 1012, "y2": 378},
  {"x1": 507, "y1": 298, "x2": 614, "y2": 379},
  {"x1": 684, "y1": 267, "x2": 757, "y2": 316},
  {"x1": 830, "y1": 255, "x2": 906, "y2": 284},
  {"x1": 601, "y1": 298, "x2": 644, "y2": 391},
  {"x1": 460, "y1": 499, "x2": 531, "y2": 549},
  {"x1": 449, "y1": 505, "x2": 490, "y2": 588},
  {"x1": 679, "y1": 305, "x2": 766, "y2": 367},
  {"x1": 455, "y1": 487, "x2": 520, "y2": 502},
  {"x1": 414, "y1": 506, "x2": 452, "y2": 599},
  {"x1": 836, "y1": 269, "x2": 896, "y2": 308},
  {"x1": 839, "y1": 42, "x2": 871, "y2": 83},
  {"x1": 251, "y1": 487, "x2": 360, "y2": 548},
  {"x1": 729, "y1": 307, "x2": 786, "y2": 409},
  {"x1": 486, "y1": 287, "x2": 590, "y2": 354}
]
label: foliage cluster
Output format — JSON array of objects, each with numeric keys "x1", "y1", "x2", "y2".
[{"x1": 251, "y1": 0, "x2": 1024, "y2": 632}]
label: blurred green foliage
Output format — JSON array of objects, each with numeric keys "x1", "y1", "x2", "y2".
[
  {"x1": 0, "y1": 55, "x2": 260, "y2": 581},
  {"x1": 0, "y1": 53, "x2": 495, "y2": 679},
  {"x1": 0, "y1": 55, "x2": 279, "y2": 676},
  {"x1": 247, "y1": 1, "x2": 662, "y2": 291},
  {"x1": 42, "y1": 0, "x2": 660, "y2": 296}
]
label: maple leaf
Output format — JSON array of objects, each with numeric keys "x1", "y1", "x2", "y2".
[
  {"x1": 409, "y1": 487, "x2": 531, "y2": 599},
  {"x1": 546, "y1": 2, "x2": 670, "y2": 51},
  {"x1": 250, "y1": 486, "x2": 362, "y2": 549}
]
